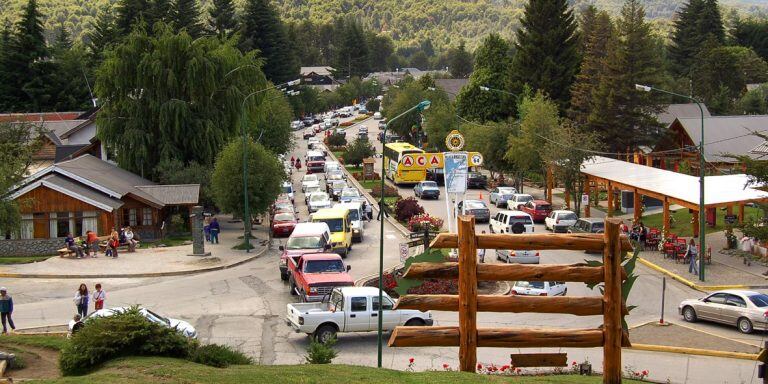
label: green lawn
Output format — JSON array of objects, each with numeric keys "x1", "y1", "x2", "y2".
[
  {"x1": 29, "y1": 356, "x2": 644, "y2": 384},
  {"x1": 642, "y1": 206, "x2": 763, "y2": 237},
  {"x1": 0, "y1": 255, "x2": 52, "y2": 264},
  {"x1": 0, "y1": 334, "x2": 68, "y2": 351},
  {"x1": 346, "y1": 165, "x2": 363, "y2": 173},
  {"x1": 359, "y1": 179, "x2": 380, "y2": 190},
  {"x1": 333, "y1": 150, "x2": 345, "y2": 159},
  {"x1": 144, "y1": 235, "x2": 192, "y2": 248}
]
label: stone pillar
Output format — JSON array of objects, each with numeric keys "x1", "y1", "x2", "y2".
[{"x1": 188, "y1": 205, "x2": 211, "y2": 256}]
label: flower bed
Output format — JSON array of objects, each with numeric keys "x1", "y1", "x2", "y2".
[{"x1": 408, "y1": 214, "x2": 444, "y2": 232}]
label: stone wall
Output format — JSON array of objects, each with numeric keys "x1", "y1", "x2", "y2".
[{"x1": 0, "y1": 238, "x2": 63, "y2": 256}]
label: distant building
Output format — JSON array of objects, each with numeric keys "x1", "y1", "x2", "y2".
[
  {"x1": 300, "y1": 66, "x2": 338, "y2": 91},
  {"x1": 656, "y1": 103, "x2": 711, "y2": 128},
  {"x1": 434, "y1": 78, "x2": 469, "y2": 101}
]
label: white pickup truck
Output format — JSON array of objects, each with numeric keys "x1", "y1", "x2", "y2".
[{"x1": 285, "y1": 286, "x2": 432, "y2": 342}]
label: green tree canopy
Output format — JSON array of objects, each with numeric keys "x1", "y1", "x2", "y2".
[
  {"x1": 343, "y1": 138, "x2": 375, "y2": 167},
  {"x1": 506, "y1": 91, "x2": 559, "y2": 180},
  {"x1": 448, "y1": 40, "x2": 473, "y2": 78},
  {"x1": 95, "y1": 24, "x2": 269, "y2": 179},
  {"x1": 569, "y1": 9, "x2": 614, "y2": 126},
  {"x1": 207, "y1": 0, "x2": 239, "y2": 39},
  {"x1": 668, "y1": 0, "x2": 725, "y2": 77},
  {"x1": 0, "y1": 122, "x2": 43, "y2": 237},
  {"x1": 333, "y1": 18, "x2": 370, "y2": 79},
  {"x1": 693, "y1": 45, "x2": 768, "y2": 113},
  {"x1": 241, "y1": 0, "x2": 299, "y2": 84},
  {"x1": 170, "y1": 0, "x2": 204, "y2": 38},
  {"x1": 455, "y1": 33, "x2": 513, "y2": 122}
]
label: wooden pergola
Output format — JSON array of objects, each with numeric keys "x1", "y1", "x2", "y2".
[{"x1": 574, "y1": 156, "x2": 768, "y2": 236}]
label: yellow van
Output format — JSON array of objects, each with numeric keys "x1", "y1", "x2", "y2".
[{"x1": 311, "y1": 207, "x2": 352, "y2": 258}]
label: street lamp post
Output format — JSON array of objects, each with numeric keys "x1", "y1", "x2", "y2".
[
  {"x1": 636, "y1": 84, "x2": 706, "y2": 282},
  {"x1": 377, "y1": 99, "x2": 431, "y2": 368},
  {"x1": 240, "y1": 79, "x2": 300, "y2": 252}
]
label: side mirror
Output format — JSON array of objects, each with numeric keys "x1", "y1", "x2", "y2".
[
  {"x1": 278, "y1": 245, "x2": 284, "y2": 251},
  {"x1": 324, "y1": 244, "x2": 332, "y2": 251},
  {"x1": 346, "y1": 265, "x2": 351, "y2": 272}
]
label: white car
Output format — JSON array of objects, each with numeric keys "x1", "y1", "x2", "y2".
[
  {"x1": 69, "y1": 307, "x2": 197, "y2": 338},
  {"x1": 301, "y1": 174, "x2": 320, "y2": 192},
  {"x1": 304, "y1": 185, "x2": 322, "y2": 204},
  {"x1": 308, "y1": 192, "x2": 332, "y2": 213},
  {"x1": 507, "y1": 193, "x2": 534, "y2": 210},
  {"x1": 544, "y1": 210, "x2": 579, "y2": 233},
  {"x1": 291, "y1": 120, "x2": 303, "y2": 131},
  {"x1": 489, "y1": 187, "x2": 517, "y2": 207},
  {"x1": 308, "y1": 137, "x2": 320, "y2": 148},
  {"x1": 373, "y1": 112, "x2": 383, "y2": 120},
  {"x1": 339, "y1": 187, "x2": 362, "y2": 203},
  {"x1": 286, "y1": 287, "x2": 432, "y2": 342},
  {"x1": 511, "y1": 281, "x2": 567, "y2": 297},
  {"x1": 489, "y1": 210, "x2": 534, "y2": 234},
  {"x1": 282, "y1": 182, "x2": 295, "y2": 203}
]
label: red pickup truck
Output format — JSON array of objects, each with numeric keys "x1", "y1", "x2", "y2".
[{"x1": 287, "y1": 253, "x2": 354, "y2": 302}]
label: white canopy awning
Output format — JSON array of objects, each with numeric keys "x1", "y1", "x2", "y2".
[{"x1": 581, "y1": 156, "x2": 768, "y2": 209}]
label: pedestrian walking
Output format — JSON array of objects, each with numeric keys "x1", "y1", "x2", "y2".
[
  {"x1": 295, "y1": 159, "x2": 302, "y2": 170},
  {"x1": 74, "y1": 284, "x2": 89, "y2": 318},
  {"x1": 209, "y1": 218, "x2": 220, "y2": 244},
  {"x1": 0, "y1": 288, "x2": 15, "y2": 334},
  {"x1": 86, "y1": 230, "x2": 99, "y2": 257},
  {"x1": 65, "y1": 233, "x2": 84, "y2": 258},
  {"x1": 93, "y1": 283, "x2": 105, "y2": 311},
  {"x1": 364, "y1": 202, "x2": 373, "y2": 222},
  {"x1": 376, "y1": 200, "x2": 389, "y2": 221},
  {"x1": 124, "y1": 227, "x2": 137, "y2": 252},
  {"x1": 203, "y1": 216, "x2": 211, "y2": 242},
  {"x1": 687, "y1": 238, "x2": 699, "y2": 275},
  {"x1": 477, "y1": 230, "x2": 487, "y2": 263}
]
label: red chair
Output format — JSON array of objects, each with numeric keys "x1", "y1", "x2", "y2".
[
  {"x1": 645, "y1": 228, "x2": 661, "y2": 250},
  {"x1": 675, "y1": 239, "x2": 688, "y2": 263}
]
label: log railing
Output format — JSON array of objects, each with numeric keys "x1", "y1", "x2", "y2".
[{"x1": 388, "y1": 216, "x2": 630, "y2": 384}]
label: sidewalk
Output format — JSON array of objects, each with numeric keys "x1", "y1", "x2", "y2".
[{"x1": 0, "y1": 215, "x2": 267, "y2": 279}]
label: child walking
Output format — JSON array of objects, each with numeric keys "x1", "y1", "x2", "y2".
[{"x1": 93, "y1": 283, "x2": 106, "y2": 311}]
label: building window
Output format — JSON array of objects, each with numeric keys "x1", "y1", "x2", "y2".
[
  {"x1": 142, "y1": 208, "x2": 153, "y2": 226},
  {"x1": 52, "y1": 212, "x2": 71, "y2": 238},
  {"x1": 128, "y1": 209, "x2": 137, "y2": 227},
  {"x1": 82, "y1": 211, "x2": 98, "y2": 235}
]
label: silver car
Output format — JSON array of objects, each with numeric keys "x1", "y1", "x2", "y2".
[
  {"x1": 458, "y1": 200, "x2": 490, "y2": 223},
  {"x1": 489, "y1": 187, "x2": 517, "y2": 207},
  {"x1": 679, "y1": 290, "x2": 768, "y2": 334}
]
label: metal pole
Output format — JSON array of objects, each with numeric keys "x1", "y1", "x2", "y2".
[
  {"x1": 242, "y1": 109, "x2": 250, "y2": 252},
  {"x1": 697, "y1": 102, "x2": 705, "y2": 282},
  {"x1": 660, "y1": 276, "x2": 666, "y2": 324}
]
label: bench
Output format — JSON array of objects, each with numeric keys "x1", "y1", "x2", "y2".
[
  {"x1": 58, "y1": 235, "x2": 111, "y2": 258},
  {"x1": 98, "y1": 240, "x2": 139, "y2": 253}
]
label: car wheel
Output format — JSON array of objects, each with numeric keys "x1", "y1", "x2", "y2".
[
  {"x1": 280, "y1": 272, "x2": 288, "y2": 281},
  {"x1": 405, "y1": 318, "x2": 426, "y2": 326},
  {"x1": 562, "y1": 288, "x2": 568, "y2": 296},
  {"x1": 489, "y1": 225, "x2": 494, "y2": 234},
  {"x1": 738, "y1": 317, "x2": 754, "y2": 334},
  {"x1": 314, "y1": 324, "x2": 337, "y2": 343},
  {"x1": 289, "y1": 279, "x2": 298, "y2": 295},
  {"x1": 682, "y1": 306, "x2": 697, "y2": 322}
]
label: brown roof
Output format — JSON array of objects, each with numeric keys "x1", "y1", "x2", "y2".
[{"x1": 135, "y1": 185, "x2": 201, "y2": 205}]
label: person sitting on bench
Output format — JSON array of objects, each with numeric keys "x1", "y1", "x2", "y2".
[{"x1": 65, "y1": 233, "x2": 84, "y2": 258}]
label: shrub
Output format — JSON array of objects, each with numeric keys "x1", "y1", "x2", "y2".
[
  {"x1": 327, "y1": 133, "x2": 347, "y2": 147},
  {"x1": 407, "y1": 279, "x2": 459, "y2": 294},
  {"x1": 395, "y1": 197, "x2": 425, "y2": 222},
  {"x1": 343, "y1": 138, "x2": 375, "y2": 167},
  {"x1": 370, "y1": 184, "x2": 399, "y2": 198},
  {"x1": 408, "y1": 214, "x2": 444, "y2": 232},
  {"x1": 59, "y1": 307, "x2": 194, "y2": 376},
  {"x1": 190, "y1": 344, "x2": 252, "y2": 368},
  {"x1": 366, "y1": 99, "x2": 380, "y2": 112},
  {"x1": 305, "y1": 338, "x2": 337, "y2": 364}
]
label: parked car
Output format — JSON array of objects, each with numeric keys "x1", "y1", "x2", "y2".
[
  {"x1": 282, "y1": 182, "x2": 295, "y2": 203},
  {"x1": 304, "y1": 185, "x2": 322, "y2": 204},
  {"x1": 679, "y1": 290, "x2": 768, "y2": 334},
  {"x1": 544, "y1": 210, "x2": 578, "y2": 233},
  {"x1": 323, "y1": 119, "x2": 333, "y2": 130},
  {"x1": 378, "y1": 121, "x2": 386, "y2": 130},
  {"x1": 358, "y1": 106, "x2": 368, "y2": 114},
  {"x1": 357, "y1": 132, "x2": 369, "y2": 141},
  {"x1": 306, "y1": 150, "x2": 326, "y2": 174},
  {"x1": 303, "y1": 129, "x2": 314, "y2": 140},
  {"x1": 520, "y1": 200, "x2": 553, "y2": 223},
  {"x1": 507, "y1": 193, "x2": 534, "y2": 210},
  {"x1": 286, "y1": 287, "x2": 432, "y2": 342},
  {"x1": 358, "y1": 126, "x2": 368, "y2": 134},
  {"x1": 69, "y1": 307, "x2": 197, "y2": 338},
  {"x1": 373, "y1": 112, "x2": 383, "y2": 120},
  {"x1": 489, "y1": 187, "x2": 517, "y2": 207},
  {"x1": 301, "y1": 174, "x2": 320, "y2": 192},
  {"x1": 279, "y1": 223, "x2": 331, "y2": 281},
  {"x1": 302, "y1": 118, "x2": 313, "y2": 127},
  {"x1": 291, "y1": 120, "x2": 303, "y2": 131},
  {"x1": 336, "y1": 201, "x2": 365, "y2": 242},
  {"x1": 272, "y1": 212, "x2": 298, "y2": 237},
  {"x1": 272, "y1": 201, "x2": 295, "y2": 217},
  {"x1": 458, "y1": 200, "x2": 490, "y2": 223},
  {"x1": 324, "y1": 161, "x2": 342, "y2": 175},
  {"x1": 568, "y1": 218, "x2": 605, "y2": 234},
  {"x1": 511, "y1": 281, "x2": 567, "y2": 297},
  {"x1": 489, "y1": 210, "x2": 534, "y2": 234},
  {"x1": 467, "y1": 172, "x2": 488, "y2": 189},
  {"x1": 339, "y1": 187, "x2": 362, "y2": 204},
  {"x1": 312, "y1": 124, "x2": 322, "y2": 133},
  {"x1": 414, "y1": 181, "x2": 440, "y2": 199},
  {"x1": 496, "y1": 249, "x2": 540, "y2": 264},
  {"x1": 287, "y1": 253, "x2": 353, "y2": 302},
  {"x1": 308, "y1": 192, "x2": 332, "y2": 213},
  {"x1": 307, "y1": 137, "x2": 320, "y2": 149},
  {"x1": 328, "y1": 180, "x2": 348, "y2": 200}
]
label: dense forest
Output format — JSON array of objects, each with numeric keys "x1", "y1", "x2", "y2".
[{"x1": 2, "y1": 0, "x2": 768, "y2": 48}]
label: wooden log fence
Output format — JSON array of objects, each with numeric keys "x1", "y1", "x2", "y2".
[{"x1": 387, "y1": 216, "x2": 629, "y2": 384}]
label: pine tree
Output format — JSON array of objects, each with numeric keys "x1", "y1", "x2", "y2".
[
  {"x1": 151, "y1": 0, "x2": 173, "y2": 26},
  {"x1": 5, "y1": 0, "x2": 52, "y2": 111},
  {"x1": 171, "y1": 0, "x2": 204, "y2": 38},
  {"x1": 87, "y1": 9, "x2": 120, "y2": 64},
  {"x1": 241, "y1": 0, "x2": 299, "y2": 84},
  {"x1": 455, "y1": 33, "x2": 514, "y2": 122},
  {"x1": 208, "y1": 0, "x2": 238, "y2": 39},
  {"x1": 0, "y1": 21, "x2": 15, "y2": 110},
  {"x1": 577, "y1": 5, "x2": 599, "y2": 53},
  {"x1": 587, "y1": 0, "x2": 666, "y2": 153},
  {"x1": 569, "y1": 10, "x2": 613, "y2": 126},
  {"x1": 115, "y1": 0, "x2": 153, "y2": 34},
  {"x1": 448, "y1": 41, "x2": 473, "y2": 78},
  {"x1": 333, "y1": 18, "x2": 369, "y2": 79},
  {"x1": 668, "y1": 0, "x2": 725, "y2": 77},
  {"x1": 510, "y1": 0, "x2": 580, "y2": 112},
  {"x1": 53, "y1": 23, "x2": 73, "y2": 50}
]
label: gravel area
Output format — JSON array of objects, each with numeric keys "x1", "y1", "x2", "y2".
[{"x1": 629, "y1": 322, "x2": 761, "y2": 354}]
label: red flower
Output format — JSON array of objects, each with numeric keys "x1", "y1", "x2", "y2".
[
  {"x1": 477, "y1": 363, "x2": 483, "y2": 370},
  {"x1": 409, "y1": 357, "x2": 414, "y2": 364},
  {"x1": 500, "y1": 365, "x2": 510, "y2": 371},
  {"x1": 516, "y1": 368, "x2": 521, "y2": 373},
  {"x1": 572, "y1": 361, "x2": 577, "y2": 366},
  {"x1": 442, "y1": 363, "x2": 449, "y2": 369},
  {"x1": 642, "y1": 370, "x2": 648, "y2": 376}
]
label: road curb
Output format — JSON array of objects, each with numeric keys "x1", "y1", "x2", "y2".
[
  {"x1": 637, "y1": 257, "x2": 754, "y2": 292},
  {"x1": 0, "y1": 246, "x2": 269, "y2": 279}
]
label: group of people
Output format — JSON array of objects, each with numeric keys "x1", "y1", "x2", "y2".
[
  {"x1": 73, "y1": 283, "x2": 106, "y2": 319},
  {"x1": 64, "y1": 227, "x2": 139, "y2": 259},
  {"x1": 290, "y1": 156, "x2": 302, "y2": 170},
  {"x1": 203, "y1": 217, "x2": 221, "y2": 244}
]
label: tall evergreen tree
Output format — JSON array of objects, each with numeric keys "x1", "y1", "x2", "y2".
[
  {"x1": 241, "y1": 0, "x2": 299, "y2": 84},
  {"x1": 0, "y1": 21, "x2": 14, "y2": 110},
  {"x1": 587, "y1": 0, "x2": 666, "y2": 153},
  {"x1": 208, "y1": 0, "x2": 238, "y2": 39},
  {"x1": 53, "y1": 23, "x2": 73, "y2": 50},
  {"x1": 334, "y1": 18, "x2": 370, "y2": 79},
  {"x1": 87, "y1": 9, "x2": 120, "y2": 64},
  {"x1": 510, "y1": 0, "x2": 580, "y2": 111},
  {"x1": 448, "y1": 41, "x2": 473, "y2": 78},
  {"x1": 115, "y1": 0, "x2": 152, "y2": 34},
  {"x1": 668, "y1": 0, "x2": 725, "y2": 77},
  {"x1": 569, "y1": 10, "x2": 613, "y2": 126},
  {"x1": 577, "y1": 5, "x2": 599, "y2": 53},
  {"x1": 455, "y1": 33, "x2": 514, "y2": 122},
  {"x1": 171, "y1": 0, "x2": 204, "y2": 38}
]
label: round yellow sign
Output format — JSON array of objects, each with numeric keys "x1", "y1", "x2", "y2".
[{"x1": 445, "y1": 130, "x2": 465, "y2": 151}]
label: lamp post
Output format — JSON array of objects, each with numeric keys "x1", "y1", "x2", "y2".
[
  {"x1": 377, "y1": 99, "x2": 431, "y2": 368},
  {"x1": 636, "y1": 84, "x2": 706, "y2": 282},
  {"x1": 240, "y1": 78, "x2": 300, "y2": 252}
]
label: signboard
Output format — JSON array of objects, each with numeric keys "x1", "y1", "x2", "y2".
[
  {"x1": 581, "y1": 194, "x2": 589, "y2": 207},
  {"x1": 444, "y1": 152, "x2": 469, "y2": 194},
  {"x1": 445, "y1": 130, "x2": 466, "y2": 151},
  {"x1": 399, "y1": 243, "x2": 409, "y2": 262},
  {"x1": 725, "y1": 214, "x2": 738, "y2": 225},
  {"x1": 399, "y1": 152, "x2": 484, "y2": 169}
]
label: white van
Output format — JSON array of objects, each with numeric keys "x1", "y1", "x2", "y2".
[
  {"x1": 489, "y1": 211, "x2": 538, "y2": 264},
  {"x1": 324, "y1": 161, "x2": 342, "y2": 174},
  {"x1": 336, "y1": 202, "x2": 365, "y2": 242},
  {"x1": 278, "y1": 222, "x2": 331, "y2": 281}
]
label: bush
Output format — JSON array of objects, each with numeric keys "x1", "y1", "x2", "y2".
[
  {"x1": 343, "y1": 138, "x2": 375, "y2": 167},
  {"x1": 305, "y1": 338, "x2": 337, "y2": 364},
  {"x1": 370, "y1": 184, "x2": 399, "y2": 198},
  {"x1": 366, "y1": 99, "x2": 380, "y2": 112},
  {"x1": 327, "y1": 133, "x2": 347, "y2": 147},
  {"x1": 395, "y1": 197, "x2": 425, "y2": 222},
  {"x1": 408, "y1": 213, "x2": 444, "y2": 232},
  {"x1": 190, "y1": 344, "x2": 252, "y2": 368},
  {"x1": 407, "y1": 279, "x2": 459, "y2": 295},
  {"x1": 59, "y1": 307, "x2": 194, "y2": 376}
]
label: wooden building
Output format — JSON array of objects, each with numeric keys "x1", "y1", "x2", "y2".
[{"x1": 6, "y1": 154, "x2": 199, "y2": 241}]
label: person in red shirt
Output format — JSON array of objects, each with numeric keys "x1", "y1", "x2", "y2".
[{"x1": 86, "y1": 230, "x2": 99, "y2": 257}]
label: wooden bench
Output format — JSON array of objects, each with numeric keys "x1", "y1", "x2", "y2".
[{"x1": 58, "y1": 235, "x2": 111, "y2": 258}]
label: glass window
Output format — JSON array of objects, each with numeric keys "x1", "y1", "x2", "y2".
[
  {"x1": 287, "y1": 236, "x2": 325, "y2": 249},
  {"x1": 303, "y1": 259, "x2": 345, "y2": 273},
  {"x1": 372, "y1": 296, "x2": 394, "y2": 311},
  {"x1": 19, "y1": 214, "x2": 33, "y2": 239},
  {"x1": 749, "y1": 294, "x2": 768, "y2": 307},
  {"x1": 726, "y1": 295, "x2": 747, "y2": 308},
  {"x1": 315, "y1": 218, "x2": 344, "y2": 232},
  {"x1": 54, "y1": 212, "x2": 70, "y2": 237},
  {"x1": 351, "y1": 297, "x2": 367, "y2": 312},
  {"x1": 142, "y1": 208, "x2": 153, "y2": 226},
  {"x1": 82, "y1": 211, "x2": 98, "y2": 235},
  {"x1": 128, "y1": 209, "x2": 137, "y2": 227},
  {"x1": 706, "y1": 293, "x2": 728, "y2": 304}
]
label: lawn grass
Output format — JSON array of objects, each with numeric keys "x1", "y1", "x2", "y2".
[
  {"x1": 359, "y1": 179, "x2": 380, "y2": 190},
  {"x1": 346, "y1": 165, "x2": 363, "y2": 173},
  {"x1": 30, "y1": 356, "x2": 644, "y2": 384},
  {"x1": 332, "y1": 150, "x2": 345, "y2": 159},
  {"x1": 642, "y1": 206, "x2": 763, "y2": 237},
  {"x1": 0, "y1": 333, "x2": 68, "y2": 351},
  {"x1": 0, "y1": 255, "x2": 52, "y2": 264},
  {"x1": 144, "y1": 235, "x2": 192, "y2": 248}
]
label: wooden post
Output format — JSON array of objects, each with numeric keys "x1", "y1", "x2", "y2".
[
  {"x1": 602, "y1": 218, "x2": 622, "y2": 384},
  {"x1": 692, "y1": 211, "x2": 699, "y2": 238},
  {"x1": 607, "y1": 183, "x2": 614, "y2": 217},
  {"x1": 646, "y1": 154, "x2": 653, "y2": 167},
  {"x1": 546, "y1": 166, "x2": 553, "y2": 204},
  {"x1": 583, "y1": 181, "x2": 591, "y2": 218},
  {"x1": 457, "y1": 216, "x2": 478, "y2": 372},
  {"x1": 739, "y1": 204, "x2": 745, "y2": 224},
  {"x1": 662, "y1": 198, "x2": 670, "y2": 236},
  {"x1": 726, "y1": 205, "x2": 733, "y2": 216},
  {"x1": 633, "y1": 190, "x2": 641, "y2": 223},
  {"x1": 564, "y1": 190, "x2": 571, "y2": 209}
]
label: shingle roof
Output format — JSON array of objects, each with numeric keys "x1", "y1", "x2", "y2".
[
  {"x1": 54, "y1": 145, "x2": 88, "y2": 163},
  {"x1": 41, "y1": 174, "x2": 124, "y2": 210},
  {"x1": 300, "y1": 66, "x2": 334, "y2": 77},
  {"x1": 657, "y1": 104, "x2": 711, "y2": 126},
  {"x1": 434, "y1": 79, "x2": 469, "y2": 101},
  {"x1": 136, "y1": 185, "x2": 200, "y2": 205},
  {"x1": 674, "y1": 116, "x2": 768, "y2": 163}
]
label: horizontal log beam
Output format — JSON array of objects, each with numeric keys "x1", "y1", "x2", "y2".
[
  {"x1": 403, "y1": 262, "x2": 627, "y2": 283},
  {"x1": 395, "y1": 294, "x2": 614, "y2": 316},
  {"x1": 388, "y1": 326, "x2": 604, "y2": 348},
  {"x1": 429, "y1": 233, "x2": 633, "y2": 252}
]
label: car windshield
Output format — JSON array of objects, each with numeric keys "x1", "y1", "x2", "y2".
[
  {"x1": 342, "y1": 189, "x2": 359, "y2": 197},
  {"x1": 275, "y1": 203, "x2": 292, "y2": 211},
  {"x1": 316, "y1": 218, "x2": 344, "y2": 232},
  {"x1": 347, "y1": 209, "x2": 360, "y2": 221},
  {"x1": 305, "y1": 187, "x2": 320, "y2": 194},
  {"x1": 560, "y1": 212, "x2": 578, "y2": 220},
  {"x1": 283, "y1": 185, "x2": 292, "y2": 193},
  {"x1": 465, "y1": 201, "x2": 486, "y2": 209},
  {"x1": 332, "y1": 181, "x2": 346, "y2": 189},
  {"x1": 516, "y1": 281, "x2": 545, "y2": 289},
  {"x1": 286, "y1": 236, "x2": 324, "y2": 249},
  {"x1": 499, "y1": 188, "x2": 515, "y2": 194},
  {"x1": 510, "y1": 216, "x2": 533, "y2": 225},
  {"x1": 304, "y1": 175, "x2": 318, "y2": 182},
  {"x1": 536, "y1": 204, "x2": 552, "y2": 211},
  {"x1": 274, "y1": 213, "x2": 295, "y2": 221},
  {"x1": 591, "y1": 222, "x2": 605, "y2": 230},
  {"x1": 304, "y1": 259, "x2": 345, "y2": 273},
  {"x1": 749, "y1": 294, "x2": 768, "y2": 307},
  {"x1": 145, "y1": 309, "x2": 171, "y2": 326},
  {"x1": 307, "y1": 156, "x2": 324, "y2": 162},
  {"x1": 422, "y1": 181, "x2": 437, "y2": 188},
  {"x1": 518, "y1": 195, "x2": 533, "y2": 202},
  {"x1": 310, "y1": 194, "x2": 329, "y2": 202}
]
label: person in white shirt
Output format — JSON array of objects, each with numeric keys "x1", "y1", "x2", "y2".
[{"x1": 124, "y1": 227, "x2": 137, "y2": 252}]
